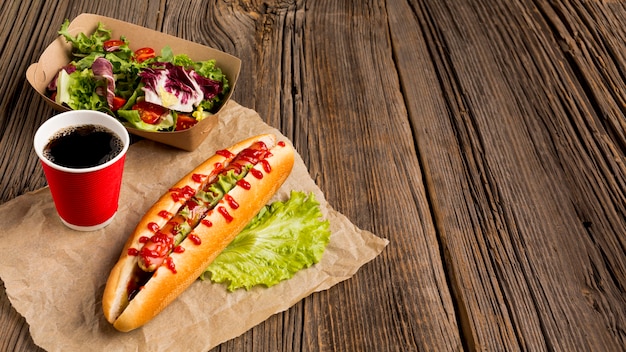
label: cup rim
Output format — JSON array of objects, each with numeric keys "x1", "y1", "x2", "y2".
[{"x1": 34, "y1": 110, "x2": 130, "y2": 173}]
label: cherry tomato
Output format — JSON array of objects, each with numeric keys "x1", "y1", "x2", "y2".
[
  {"x1": 103, "y1": 39, "x2": 125, "y2": 52},
  {"x1": 175, "y1": 114, "x2": 198, "y2": 131},
  {"x1": 132, "y1": 101, "x2": 167, "y2": 124},
  {"x1": 134, "y1": 47, "x2": 156, "y2": 63},
  {"x1": 111, "y1": 96, "x2": 127, "y2": 111}
]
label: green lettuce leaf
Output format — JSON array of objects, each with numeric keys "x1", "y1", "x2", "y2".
[
  {"x1": 116, "y1": 109, "x2": 174, "y2": 131},
  {"x1": 58, "y1": 20, "x2": 112, "y2": 57},
  {"x1": 55, "y1": 68, "x2": 106, "y2": 110},
  {"x1": 201, "y1": 191, "x2": 331, "y2": 291}
]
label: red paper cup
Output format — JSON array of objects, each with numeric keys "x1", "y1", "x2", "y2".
[{"x1": 34, "y1": 110, "x2": 130, "y2": 231}]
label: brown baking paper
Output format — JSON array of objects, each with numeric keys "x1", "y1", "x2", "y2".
[{"x1": 0, "y1": 101, "x2": 388, "y2": 352}]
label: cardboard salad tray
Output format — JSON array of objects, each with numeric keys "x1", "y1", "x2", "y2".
[{"x1": 26, "y1": 13, "x2": 241, "y2": 151}]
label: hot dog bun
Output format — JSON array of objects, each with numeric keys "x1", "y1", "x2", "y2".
[{"x1": 102, "y1": 134, "x2": 294, "y2": 331}]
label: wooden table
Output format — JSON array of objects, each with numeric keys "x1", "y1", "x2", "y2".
[{"x1": 1, "y1": 0, "x2": 625, "y2": 350}]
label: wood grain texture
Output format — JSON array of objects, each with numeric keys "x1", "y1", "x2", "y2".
[
  {"x1": 0, "y1": 0, "x2": 624, "y2": 351},
  {"x1": 389, "y1": 0, "x2": 626, "y2": 350}
]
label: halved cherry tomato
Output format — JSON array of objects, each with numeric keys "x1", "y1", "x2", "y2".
[
  {"x1": 132, "y1": 101, "x2": 167, "y2": 124},
  {"x1": 103, "y1": 39, "x2": 125, "y2": 52},
  {"x1": 134, "y1": 47, "x2": 156, "y2": 63},
  {"x1": 175, "y1": 114, "x2": 198, "y2": 131},
  {"x1": 111, "y1": 96, "x2": 127, "y2": 111}
]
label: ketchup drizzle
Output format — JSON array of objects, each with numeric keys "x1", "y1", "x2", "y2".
[
  {"x1": 169, "y1": 185, "x2": 195, "y2": 202},
  {"x1": 192, "y1": 173, "x2": 207, "y2": 183},
  {"x1": 139, "y1": 231, "x2": 174, "y2": 270},
  {"x1": 236, "y1": 179, "x2": 251, "y2": 190},
  {"x1": 189, "y1": 234, "x2": 202, "y2": 245},
  {"x1": 158, "y1": 210, "x2": 171, "y2": 219},
  {"x1": 216, "y1": 149, "x2": 235, "y2": 158},
  {"x1": 164, "y1": 257, "x2": 177, "y2": 273},
  {"x1": 147, "y1": 222, "x2": 159, "y2": 233},
  {"x1": 201, "y1": 219, "x2": 213, "y2": 227},
  {"x1": 225, "y1": 194, "x2": 239, "y2": 209},
  {"x1": 250, "y1": 168, "x2": 263, "y2": 179},
  {"x1": 260, "y1": 159, "x2": 272, "y2": 173},
  {"x1": 278, "y1": 141, "x2": 286, "y2": 147},
  {"x1": 217, "y1": 206, "x2": 234, "y2": 222}
]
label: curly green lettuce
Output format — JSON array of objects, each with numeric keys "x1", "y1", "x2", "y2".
[
  {"x1": 55, "y1": 68, "x2": 107, "y2": 110},
  {"x1": 58, "y1": 19, "x2": 112, "y2": 57},
  {"x1": 201, "y1": 191, "x2": 331, "y2": 291}
]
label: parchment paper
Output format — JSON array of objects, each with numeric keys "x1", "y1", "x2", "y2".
[{"x1": 0, "y1": 101, "x2": 388, "y2": 352}]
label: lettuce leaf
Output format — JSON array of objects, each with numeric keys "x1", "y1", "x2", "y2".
[
  {"x1": 201, "y1": 191, "x2": 331, "y2": 291},
  {"x1": 55, "y1": 68, "x2": 107, "y2": 110},
  {"x1": 116, "y1": 109, "x2": 174, "y2": 131},
  {"x1": 58, "y1": 20, "x2": 112, "y2": 57}
]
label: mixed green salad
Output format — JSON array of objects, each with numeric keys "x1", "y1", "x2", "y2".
[{"x1": 47, "y1": 20, "x2": 230, "y2": 132}]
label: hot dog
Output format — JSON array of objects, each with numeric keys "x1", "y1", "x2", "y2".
[{"x1": 102, "y1": 134, "x2": 295, "y2": 332}]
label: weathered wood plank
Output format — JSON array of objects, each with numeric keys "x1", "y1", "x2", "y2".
[{"x1": 388, "y1": 0, "x2": 625, "y2": 349}]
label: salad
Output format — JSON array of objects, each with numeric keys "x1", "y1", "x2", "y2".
[{"x1": 47, "y1": 20, "x2": 230, "y2": 132}]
